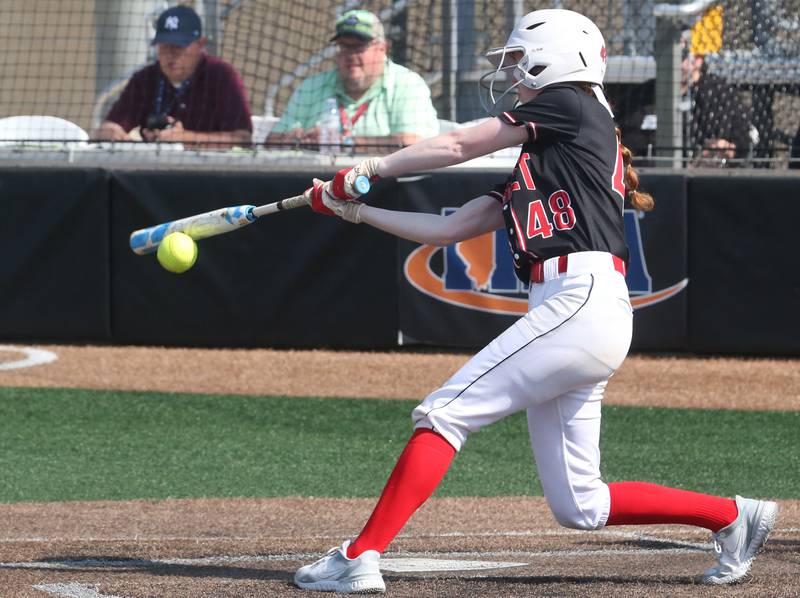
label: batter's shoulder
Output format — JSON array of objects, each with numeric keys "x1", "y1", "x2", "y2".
[
  {"x1": 502, "y1": 84, "x2": 583, "y2": 142},
  {"x1": 514, "y1": 85, "x2": 581, "y2": 118},
  {"x1": 535, "y1": 85, "x2": 582, "y2": 114}
]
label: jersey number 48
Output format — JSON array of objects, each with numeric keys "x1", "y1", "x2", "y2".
[{"x1": 527, "y1": 191, "x2": 577, "y2": 239}]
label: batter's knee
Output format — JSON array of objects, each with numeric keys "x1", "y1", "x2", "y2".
[
  {"x1": 545, "y1": 482, "x2": 610, "y2": 531},
  {"x1": 411, "y1": 408, "x2": 467, "y2": 453},
  {"x1": 549, "y1": 503, "x2": 598, "y2": 530}
]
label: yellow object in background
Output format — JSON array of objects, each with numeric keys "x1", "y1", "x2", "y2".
[
  {"x1": 691, "y1": 5, "x2": 723, "y2": 55},
  {"x1": 157, "y1": 232, "x2": 198, "y2": 274}
]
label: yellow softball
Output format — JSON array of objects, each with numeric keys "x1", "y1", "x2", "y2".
[{"x1": 156, "y1": 232, "x2": 198, "y2": 274}]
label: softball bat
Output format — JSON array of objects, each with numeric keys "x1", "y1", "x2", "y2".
[{"x1": 129, "y1": 175, "x2": 370, "y2": 255}]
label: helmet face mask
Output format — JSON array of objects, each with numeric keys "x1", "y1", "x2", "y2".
[
  {"x1": 478, "y1": 47, "x2": 526, "y2": 116},
  {"x1": 479, "y1": 9, "x2": 607, "y2": 115}
]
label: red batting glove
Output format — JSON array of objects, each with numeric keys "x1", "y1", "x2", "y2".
[
  {"x1": 305, "y1": 179, "x2": 336, "y2": 216},
  {"x1": 331, "y1": 158, "x2": 383, "y2": 200},
  {"x1": 331, "y1": 167, "x2": 356, "y2": 200}
]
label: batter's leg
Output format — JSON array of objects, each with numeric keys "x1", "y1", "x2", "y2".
[
  {"x1": 604, "y1": 467, "x2": 779, "y2": 585},
  {"x1": 411, "y1": 273, "x2": 630, "y2": 452},
  {"x1": 346, "y1": 428, "x2": 455, "y2": 558},
  {"x1": 527, "y1": 388, "x2": 739, "y2": 531},
  {"x1": 606, "y1": 482, "x2": 737, "y2": 530},
  {"x1": 348, "y1": 272, "x2": 630, "y2": 559},
  {"x1": 527, "y1": 387, "x2": 778, "y2": 585},
  {"x1": 526, "y1": 383, "x2": 610, "y2": 529}
]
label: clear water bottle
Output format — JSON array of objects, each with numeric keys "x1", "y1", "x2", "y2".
[{"x1": 318, "y1": 97, "x2": 341, "y2": 155}]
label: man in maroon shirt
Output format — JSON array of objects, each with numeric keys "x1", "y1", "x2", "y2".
[{"x1": 93, "y1": 6, "x2": 252, "y2": 148}]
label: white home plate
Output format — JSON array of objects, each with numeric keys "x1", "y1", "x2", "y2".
[{"x1": 380, "y1": 558, "x2": 527, "y2": 572}]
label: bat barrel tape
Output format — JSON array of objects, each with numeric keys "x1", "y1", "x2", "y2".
[{"x1": 129, "y1": 205, "x2": 255, "y2": 255}]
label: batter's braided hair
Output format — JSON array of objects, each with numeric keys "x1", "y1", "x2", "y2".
[
  {"x1": 576, "y1": 83, "x2": 654, "y2": 212},
  {"x1": 615, "y1": 127, "x2": 654, "y2": 212}
]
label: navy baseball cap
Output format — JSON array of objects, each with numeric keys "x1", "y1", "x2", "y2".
[{"x1": 152, "y1": 5, "x2": 202, "y2": 47}]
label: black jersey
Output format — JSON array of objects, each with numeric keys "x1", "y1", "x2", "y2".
[{"x1": 489, "y1": 84, "x2": 628, "y2": 283}]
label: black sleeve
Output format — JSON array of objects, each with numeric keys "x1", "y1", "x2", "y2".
[
  {"x1": 498, "y1": 86, "x2": 582, "y2": 144},
  {"x1": 489, "y1": 176, "x2": 514, "y2": 203}
]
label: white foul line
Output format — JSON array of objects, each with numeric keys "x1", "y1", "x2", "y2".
[
  {"x1": 0, "y1": 526, "x2": 735, "y2": 547},
  {"x1": 5, "y1": 526, "x2": 797, "y2": 544},
  {"x1": 0, "y1": 345, "x2": 57, "y2": 371},
  {"x1": 3, "y1": 542, "x2": 706, "y2": 574}
]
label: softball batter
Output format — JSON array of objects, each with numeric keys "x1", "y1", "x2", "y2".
[{"x1": 294, "y1": 9, "x2": 778, "y2": 593}]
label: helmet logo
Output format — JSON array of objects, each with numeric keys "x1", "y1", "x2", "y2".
[{"x1": 600, "y1": 46, "x2": 607, "y2": 63}]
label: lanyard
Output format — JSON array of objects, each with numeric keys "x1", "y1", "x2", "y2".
[
  {"x1": 339, "y1": 101, "x2": 370, "y2": 137},
  {"x1": 154, "y1": 74, "x2": 193, "y2": 116}
]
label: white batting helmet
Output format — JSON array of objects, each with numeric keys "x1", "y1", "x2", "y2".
[{"x1": 479, "y1": 9, "x2": 609, "y2": 114}]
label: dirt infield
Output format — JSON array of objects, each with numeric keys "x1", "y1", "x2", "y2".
[
  {"x1": 0, "y1": 345, "x2": 798, "y2": 597},
  {"x1": 3, "y1": 345, "x2": 799, "y2": 410},
  {"x1": 0, "y1": 497, "x2": 797, "y2": 597}
]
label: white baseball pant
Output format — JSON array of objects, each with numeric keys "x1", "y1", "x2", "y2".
[{"x1": 412, "y1": 251, "x2": 633, "y2": 530}]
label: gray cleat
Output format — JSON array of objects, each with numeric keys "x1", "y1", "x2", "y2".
[
  {"x1": 294, "y1": 539, "x2": 386, "y2": 593},
  {"x1": 701, "y1": 495, "x2": 779, "y2": 584}
]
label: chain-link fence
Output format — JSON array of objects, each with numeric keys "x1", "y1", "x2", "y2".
[{"x1": 0, "y1": 0, "x2": 797, "y2": 167}]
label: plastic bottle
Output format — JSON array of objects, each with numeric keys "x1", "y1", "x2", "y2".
[{"x1": 318, "y1": 98, "x2": 341, "y2": 155}]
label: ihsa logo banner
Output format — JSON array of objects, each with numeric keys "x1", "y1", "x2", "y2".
[{"x1": 404, "y1": 209, "x2": 688, "y2": 316}]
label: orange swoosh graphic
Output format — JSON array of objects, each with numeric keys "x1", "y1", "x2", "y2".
[
  {"x1": 405, "y1": 245, "x2": 688, "y2": 315},
  {"x1": 630, "y1": 279, "x2": 689, "y2": 309}
]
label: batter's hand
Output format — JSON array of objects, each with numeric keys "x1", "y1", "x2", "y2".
[
  {"x1": 331, "y1": 157, "x2": 382, "y2": 200},
  {"x1": 305, "y1": 178, "x2": 363, "y2": 223}
]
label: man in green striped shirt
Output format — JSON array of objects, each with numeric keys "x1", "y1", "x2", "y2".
[{"x1": 268, "y1": 10, "x2": 439, "y2": 153}]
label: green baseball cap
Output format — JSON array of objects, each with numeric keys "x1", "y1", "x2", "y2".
[{"x1": 331, "y1": 9, "x2": 385, "y2": 42}]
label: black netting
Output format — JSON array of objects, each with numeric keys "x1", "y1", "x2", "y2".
[{"x1": 0, "y1": 0, "x2": 797, "y2": 167}]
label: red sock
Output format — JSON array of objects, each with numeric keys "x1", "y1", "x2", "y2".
[
  {"x1": 606, "y1": 481, "x2": 738, "y2": 532},
  {"x1": 347, "y1": 429, "x2": 456, "y2": 559}
]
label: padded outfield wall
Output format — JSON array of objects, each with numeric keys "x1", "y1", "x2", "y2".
[{"x1": 1, "y1": 167, "x2": 798, "y2": 355}]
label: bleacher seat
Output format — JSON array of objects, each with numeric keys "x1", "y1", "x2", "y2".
[{"x1": 0, "y1": 115, "x2": 89, "y2": 147}]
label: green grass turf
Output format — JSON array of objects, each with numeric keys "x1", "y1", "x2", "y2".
[{"x1": 0, "y1": 387, "x2": 797, "y2": 503}]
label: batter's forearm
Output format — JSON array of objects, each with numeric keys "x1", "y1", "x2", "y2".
[
  {"x1": 358, "y1": 206, "x2": 455, "y2": 246},
  {"x1": 374, "y1": 119, "x2": 528, "y2": 178},
  {"x1": 376, "y1": 130, "x2": 472, "y2": 177},
  {"x1": 357, "y1": 194, "x2": 503, "y2": 246}
]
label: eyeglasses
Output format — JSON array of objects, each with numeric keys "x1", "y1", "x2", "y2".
[{"x1": 336, "y1": 41, "x2": 378, "y2": 55}]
